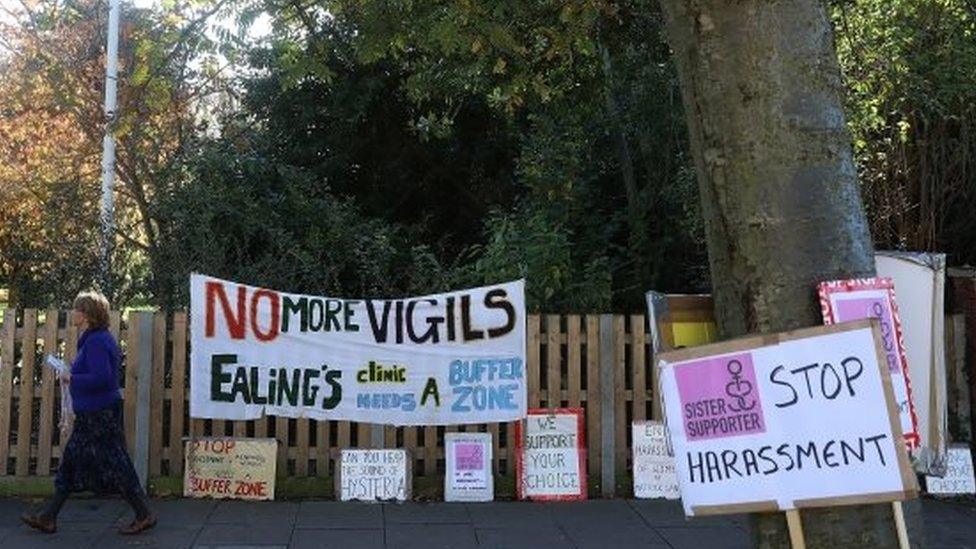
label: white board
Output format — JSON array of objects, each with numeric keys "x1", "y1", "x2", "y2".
[
  {"x1": 337, "y1": 449, "x2": 410, "y2": 502},
  {"x1": 877, "y1": 252, "x2": 948, "y2": 474},
  {"x1": 926, "y1": 445, "x2": 975, "y2": 495},
  {"x1": 632, "y1": 421, "x2": 679, "y2": 500},
  {"x1": 445, "y1": 433, "x2": 494, "y2": 502},
  {"x1": 516, "y1": 408, "x2": 587, "y2": 501},
  {"x1": 657, "y1": 321, "x2": 917, "y2": 516}
]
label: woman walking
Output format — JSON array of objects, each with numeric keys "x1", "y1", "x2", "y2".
[{"x1": 22, "y1": 291, "x2": 156, "y2": 535}]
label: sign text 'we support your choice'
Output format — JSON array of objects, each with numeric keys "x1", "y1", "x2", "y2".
[{"x1": 189, "y1": 274, "x2": 528, "y2": 425}]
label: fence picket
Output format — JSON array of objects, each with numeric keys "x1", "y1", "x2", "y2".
[
  {"x1": 149, "y1": 312, "x2": 166, "y2": 477},
  {"x1": 0, "y1": 310, "x2": 16, "y2": 474},
  {"x1": 36, "y1": 310, "x2": 58, "y2": 475},
  {"x1": 547, "y1": 314, "x2": 561, "y2": 409},
  {"x1": 15, "y1": 310, "x2": 38, "y2": 476},
  {"x1": 124, "y1": 312, "x2": 140, "y2": 452},
  {"x1": 170, "y1": 313, "x2": 187, "y2": 476}
]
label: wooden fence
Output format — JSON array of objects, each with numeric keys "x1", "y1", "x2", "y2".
[{"x1": 0, "y1": 310, "x2": 655, "y2": 493}]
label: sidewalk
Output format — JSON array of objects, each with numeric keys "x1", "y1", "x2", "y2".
[{"x1": 1, "y1": 497, "x2": 973, "y2": 548}]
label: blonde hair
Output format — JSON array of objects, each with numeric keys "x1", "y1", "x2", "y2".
[{"x1": 73, "y1": 291, "x2": 110, "y2": 330}]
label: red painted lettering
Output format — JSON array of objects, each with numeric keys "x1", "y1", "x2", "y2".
[
  {"x1": 250, "y1": 289, "x2": 281, "y2": 342},
  {"x1": 205, "y1": 282, "x2": 247, "y2": 339},
  {"x1": 233, "y1": 480, "x2": 269, "y2": 498}
]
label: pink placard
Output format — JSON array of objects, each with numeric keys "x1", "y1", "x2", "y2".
[
  {"x1": 674, "y1": 352, "x2": 766, "y2": 441},
  {"x1": 835, "y1": 298, "x2": 900, "y2": 373},
  {"x1": 455, "y1": 443, "x2": 483, "y2": 471},
  {"x1": 817, "y1": 276, "x2": 920, "y2": 449}
]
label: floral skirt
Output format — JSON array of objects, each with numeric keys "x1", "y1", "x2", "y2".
[{"x1": 55, "y1": 399, "x2": 143, "y2": 496}]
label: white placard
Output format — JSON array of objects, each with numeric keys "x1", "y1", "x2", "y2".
[
  {"x1": 657, "y1": 321, "x2": 917, "y2": 516},
  {"x1": 926, "y1": 446, "x2": 975, "y2": 495},
  {"x1": 338, "y1": 449, "x2": 410, "y2": 502},
  {"x1": 445, "y1": 433, "x2": 494, "y2": 502},
  {"x1": 632, "y1": 421, "x2": 679, "y2": 500},
  {"x1": 516, "y1": 408, "x2": 586, "y2": 501},
  {"x1": 190, "y1": 274, "x2": 527, "y2": 425}
]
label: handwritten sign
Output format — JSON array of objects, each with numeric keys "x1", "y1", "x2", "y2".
[
  {"x1": 516, "y1": 408, "x2": 587, "y2": 501},
  {"x1": 657, "y1": 321, "x2": 918, "y2": 516},
  {"x1": 926, "y1": 445, "x2": 975, "y2": 495},
  {"x1": 184, "y1": 438, "x2": 277, "y2": 501},
  {"x1": 445, "y1": 433, "x2": 493, "y2": 502},
  {"x1": 190, "y1": 274, "x2": 527, "y2": 426},
  {"x1": 338, "y1": 449, "x2": 410, "y2": 502},
  {"x1": 632, "y1": 421, "x2": 679, "y2": 499},
  {"x1": 819, "y1": 277, "x2": 920, "y2": 448}
]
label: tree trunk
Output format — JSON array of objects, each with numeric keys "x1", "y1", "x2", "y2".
[{"x1": 658, "y1": 1, "x2": 917, "y2": 547}]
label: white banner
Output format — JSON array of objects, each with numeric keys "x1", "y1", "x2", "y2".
[{"x1": 190, "y1": 274, "x2": 527, "y2": 425}]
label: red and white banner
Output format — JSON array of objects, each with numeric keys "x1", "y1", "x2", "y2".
[{"x1": 818, "y1": 277, "x2": 920, "y2": 449}]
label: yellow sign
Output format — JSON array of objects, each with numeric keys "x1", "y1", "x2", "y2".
[{"x1": 184, "y1": 438, "x2": 277, "y2": 501}]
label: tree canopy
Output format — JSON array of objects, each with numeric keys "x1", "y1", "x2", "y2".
[{"x1": 0, "y1": 0, "x2": 972, "y2": 311}]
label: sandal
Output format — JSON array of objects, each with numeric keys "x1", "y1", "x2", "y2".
[
  {"x1": 20, "y1": 513, "x2": 56, "y2": 534},
  {"x1": 119, "y1": 513, "x2": 157, "y2": 535}
]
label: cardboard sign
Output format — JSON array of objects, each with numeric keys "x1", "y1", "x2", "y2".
[
  {"x1": 632, "y1": 421, "x2": 680, "y2": 500},
  {"x1": 657, "y1": 321, "x2": 918, "y2": 516},
  {"x1": 338, "y1": 449, "x2": 410, "y2": 502},
  {"x1": 184, "y1": 438, "x2": 277, "y2": 501},
  {"x1": 516, "y1": 408, "x2": 587, "y2": 501},
  {"x1": 926, "y1": 445, "x2": 975, "y2": 495},
  {"x1": 190, "y1": 274, "x2": 527, "y2": 425},
  {"x1": 819, "y1": 277, "x2": 920, "y2": 449},
  {"x1": 646, "y1": 292, "x2": 717, "y2": 354},
  {"x1": 445, "y1": 433, "x2": 494, "y2": 502}
]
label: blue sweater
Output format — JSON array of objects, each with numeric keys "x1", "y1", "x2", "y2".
[{"x1": 70, "y1": 328, "x2": 122, "y2": 413}]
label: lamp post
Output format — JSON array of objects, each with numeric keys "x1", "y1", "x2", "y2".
[{"x1": 99, "y1": 0, "x2": 120, "y2": 295}]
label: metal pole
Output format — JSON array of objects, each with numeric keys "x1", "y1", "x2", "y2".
[{"x1": 99, "y1": 0, "x2": 121, "y2": 294}]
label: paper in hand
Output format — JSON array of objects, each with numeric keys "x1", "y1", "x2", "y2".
[{"x1": 44, "y1": 354, "x2": 67, "y2": 375}]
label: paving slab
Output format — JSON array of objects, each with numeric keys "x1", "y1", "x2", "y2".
[
  {"x1": 193, "y1": 521, "x2": 295, "y2": 546},
  {"x1": 55, "y1": 498, "x2": 129, "y2": 523},
  {"x1": 465, "y1": 501, "x2": 554, "y2": 528},
  {"x1": 384, "y1": 502, "x2": 471, "y2": 524},
  {"x1": 92, "y1": 522, "x2": 202, "y2": 549},
  {"x1": 559, "y1": 520, "x2": 670, "y2": 549},
  {"x1": 296, "y1": 501, "x2": 384, "y2": 529},
  {"x1": 385, "y1": 524, "x2": 478, "y2": 549},
  {"x1": 629, "y1": 498, "x2": 748, "y2": 529},
  {"x1": 656, "y1": 525, "x2": 752, "y2": 549},
  {"x1": 112, "y1": 498, "x2": 218, "y2": 528},
  {"x1": 3, "y1": 520, "x2": 105, "y2": 548},
  {"x1": 290, "y1": 528, "x2": 384, "y2": 549},
  {"x1": 475, "y1": 525, "x2": 572, "y2": 549},
  {"x1": 208, "y1": 499, "x2": 299, "y2": 524}
]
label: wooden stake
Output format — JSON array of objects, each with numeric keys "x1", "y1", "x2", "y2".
[
  {"x1": 892, "y1": 501, "x2": 910, "y2": 549},
  {"x1": 785, "y1": 509, "x2": 806, "y2": 549}
]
